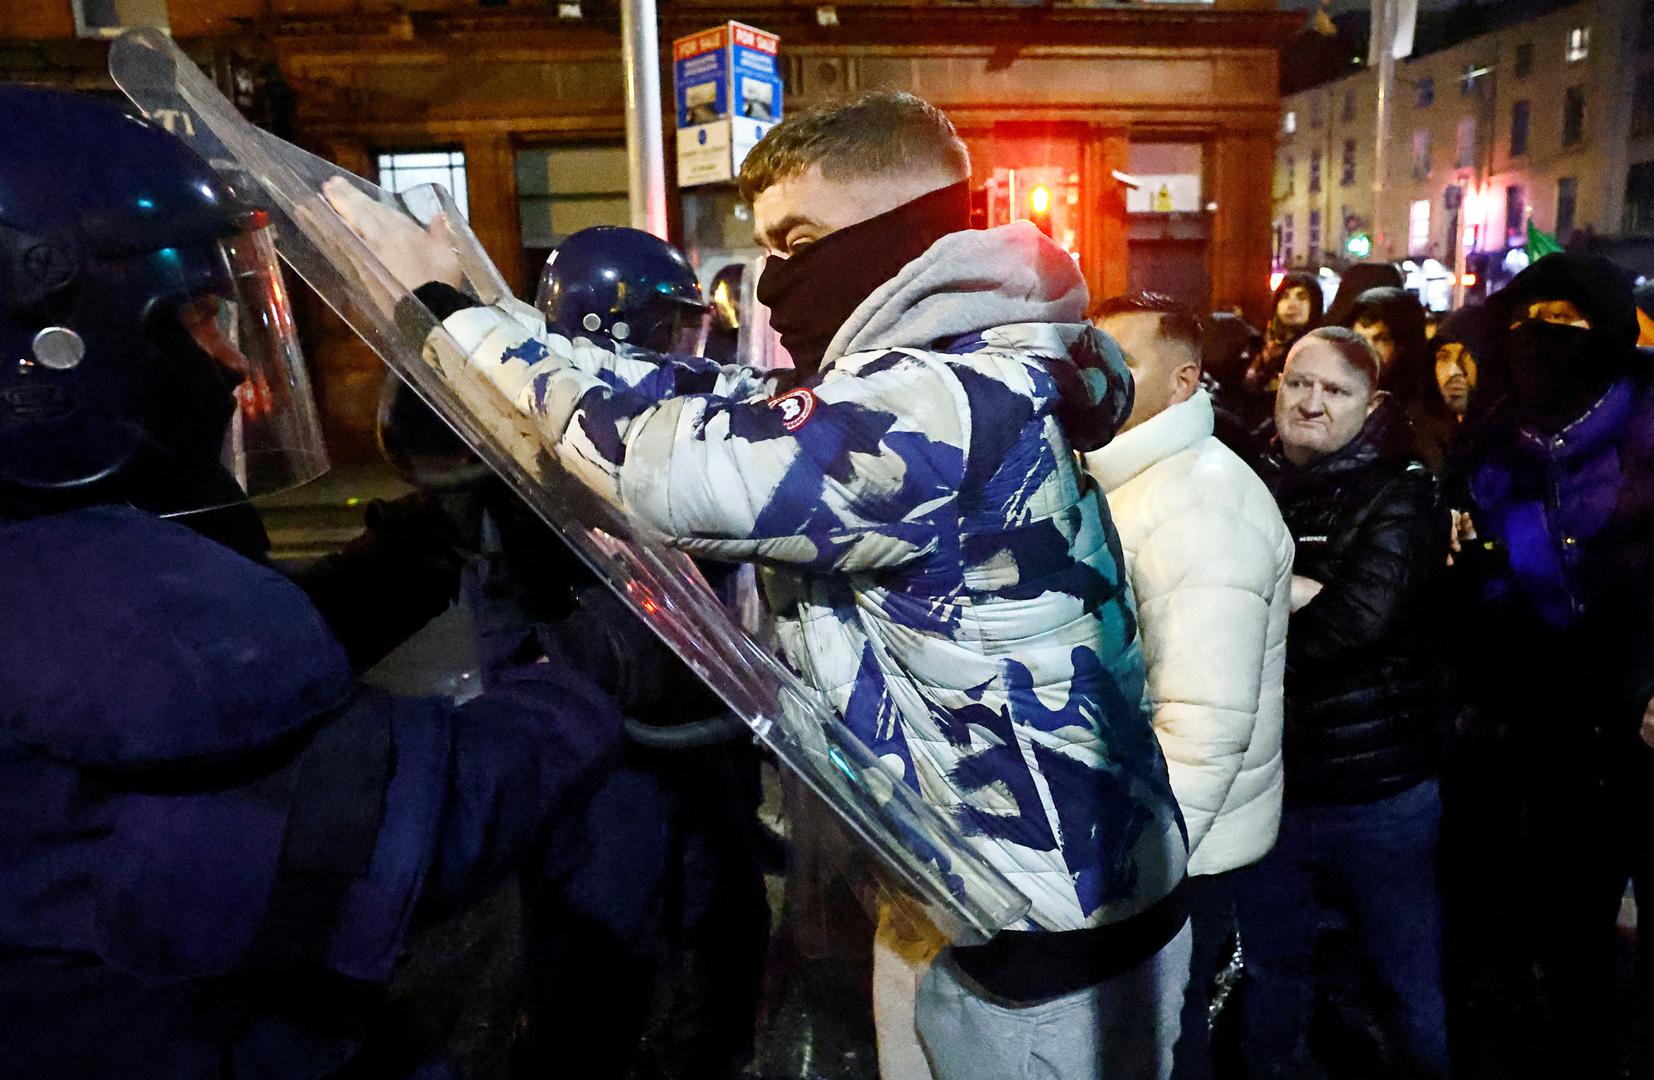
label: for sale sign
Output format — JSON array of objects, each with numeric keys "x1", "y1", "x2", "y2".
[{"x1": 673, "y1": 21, "x2": 782, "y2": 187}]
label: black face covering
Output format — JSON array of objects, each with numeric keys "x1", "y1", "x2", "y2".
[
  {"x1": 756, "y1": 180, "x2": 972, "y2": 376},
  {"x1": 1506, "y1": 319, "x2": 1624, "y2": 433}
]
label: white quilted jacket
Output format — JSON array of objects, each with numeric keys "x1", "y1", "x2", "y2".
[{"x1": 1083, "y1": 391, "x2": 1291, "y2": 876}]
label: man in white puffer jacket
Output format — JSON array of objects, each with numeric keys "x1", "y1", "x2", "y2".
[{"x1": 1081, "y1": 294, "x2": 1292, "y2": 1080}]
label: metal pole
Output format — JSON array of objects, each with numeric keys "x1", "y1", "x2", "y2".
[
  {"x1": 1371, "y1": 0, "x2": 1395, "y2": 259},
  {"x1": 621, "y1": 0, "x2": 669, "y2": 238}
]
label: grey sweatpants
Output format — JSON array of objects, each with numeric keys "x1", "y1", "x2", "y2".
[{"x1": 912, "y1": 922, "x2": 1192, "y2": 1080}]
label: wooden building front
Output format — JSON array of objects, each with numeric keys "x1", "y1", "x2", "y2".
[{"x1": 1, "y1": 0, "x2": 1297, "y2": 460}]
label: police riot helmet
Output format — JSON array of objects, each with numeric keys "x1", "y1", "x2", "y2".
[
  {"x1": 0, "y1": 85, "x2": 325, "y2": 517},
  {"x1": 535, "y1": 226, "x2": 710, "y2": 355},
  {"x1": 703, "y1": 261, "x2": 744, "y2": 363}
]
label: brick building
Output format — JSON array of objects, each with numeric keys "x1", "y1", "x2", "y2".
[
  {"x1": 2, "y1": 0, "x2": 1299, "y2": 457},
  {"x1": 1274, "y1": 0, "x2": 1654, "y2": 303}
]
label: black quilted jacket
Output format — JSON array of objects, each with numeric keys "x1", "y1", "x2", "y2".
[{"x1": 1262, "y1": 422, "x2": 1451, "y2": 806}]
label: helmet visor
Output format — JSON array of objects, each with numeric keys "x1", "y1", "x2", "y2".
[
  {"x1": 167, "y1": 220, "x2": 327, "y2": 511},
  {"x1": 664, "y1": 298, "x2": 712, "y2": 358}
]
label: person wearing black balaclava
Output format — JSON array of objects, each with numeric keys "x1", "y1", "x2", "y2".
[
  {"x1": 1453, "y1": 253, "x2": 1654, "y2": 1078},
  {"x1": 337, "y1": 90, "x2": 1190, "y2": 1080}
]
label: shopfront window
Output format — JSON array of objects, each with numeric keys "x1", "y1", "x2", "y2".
[{"x1": 517, "y1": 143, "x2": 628, "y2": 285}]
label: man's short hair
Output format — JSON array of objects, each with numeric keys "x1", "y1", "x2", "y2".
[
  {"x1": 737, "y1": 91, "x2": 970, "y2": 203},
  {"x1": 1290, "y1": 326, "x2": 1382, "y2": 388},
  {"x1": 1091, "y1": 292, "x2": 1205, "y2": 370}
]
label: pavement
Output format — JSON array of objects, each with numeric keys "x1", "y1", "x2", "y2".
[{"x1": 254, "y1": 463, "x2": 413, "y2": 562}]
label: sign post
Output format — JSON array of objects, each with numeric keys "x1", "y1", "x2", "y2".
[
  {"x1": 672, "y1": 22, "x2": 783, "y2": 188},
  {"x1": 621, "y1": 0, "x2": 669, "y2": 237}
]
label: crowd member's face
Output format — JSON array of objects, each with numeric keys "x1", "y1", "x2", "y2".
[
  {"x1": 1517, "y1": 298, "x2": 1592, "y2": 330},
  {"x1": 1434, "y1": 342, "x2": 1478, "y2": 416},
  {"x1": 1277, "y1": 286, "x2": 1314, "y2": 329},
  {"x1": 1351, "y1": 317, "x2": 1396, "y2": 371},
  {"x1": 1276, "y1": 340, "x2": 1381, "y2": 465},
  {"x1": 1101, "y1": 311, "x2": 1201, "y2": 433},
  {"x1": 751, "y1": 163, "x2": 956, "y2": 258}
]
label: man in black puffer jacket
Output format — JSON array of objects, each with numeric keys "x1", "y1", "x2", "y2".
[{"x1": 1234, "y1": 327, "x2": 1451, "y2": 1080}]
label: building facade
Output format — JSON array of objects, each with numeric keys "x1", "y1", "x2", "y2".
[
  {"x1": 3, "y1": 0, "x2": 1298, "y2": 458},
  {"x1": 1274, "y1": 0, "x2": 1654, "y2": 301}
]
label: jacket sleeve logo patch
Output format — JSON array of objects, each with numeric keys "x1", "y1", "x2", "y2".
[{"x1": 768, "y1": 388, "x2": 817, "y2": 432}]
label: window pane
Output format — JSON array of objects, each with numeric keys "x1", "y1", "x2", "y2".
[
  {"x1": 1417, "y1": 77, "x2": 1435, "y2": 108},
  {"x1": 517, "y1": 145, "x2": 628, "y2": 197},
  {"x1": 1563, "y1": 86, "x2": 1586, "y2": 147},
  {"x1": 1456, "y1": 116, "x2": 1477, "y2": 169},
  {"x1": 376, "y1": 149, "x2": 469, "y2": 219},
  {"x1": 1412, "y1": 128, "x2": 1431, "y2": 180},
  {"x1": 1514, "y1": 43, "x2": 1533, "y2": 78},
  {"x1": 1409, "y1": 199, "x2": 1431, "y2": 254},
  {"x1": 1506, "y1": 184, "x2": 1527, "y2": 244},
  {"x1": 1511, "y1": 100, "x2": 1531, "y2": 158},
  {"x1": 1556, "y1": 177, "x2": 1579, "y2": 240},
  {"x1": 1626, "y1": 161, "x2": 1654, "y2": 236},
  {"x1": 1566, "y1": 26, "x2": 1590, "y2": 63},
  {"x1": 1633, "y1": 73, "x2": 1654, "y2": 140},
  {"x1": 516, "y1": 144, "x2": 628, "y2": 249}
]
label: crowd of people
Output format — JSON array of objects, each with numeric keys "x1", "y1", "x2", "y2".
[{"x1": 2, "y1": 81, "x2": 1652, "y2": 1080}]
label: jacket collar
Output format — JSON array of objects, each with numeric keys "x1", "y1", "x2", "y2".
[
  {"x1": 1513, "y1": 375, "x2": 1637, "y2": 462},
  {"x1": 821, "y1": 221, "x2": 1088, "y2": 369},
  {"x1": 1085, "y1": 390, "x2": 1213, "y2": 492},
  {"x1": 1265, "y1": 402, "x2": 1395, "y2": 485}
]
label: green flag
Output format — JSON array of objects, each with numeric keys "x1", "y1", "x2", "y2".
[{"x1": 1525, "y1": 222, "x2": 1564, "y2": 258}]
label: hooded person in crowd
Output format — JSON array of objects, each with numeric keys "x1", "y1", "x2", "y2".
[
  {"x1": 331, "y1": 91, "x2": 1190, "y2": 1080},
  {"x1": 1237, "y1": 273, "x2": 1323, "y2": 439},
  {"x1": 1247, "y1": 272, "x2": 1323, "y2": 392},
  {"x1": 1323, "y1": 261, "x2": 1405, "y2": 328},
  {"x1": 1345, "y1": 286, "x2": 1459, "y2": 473},
  {"x1": 1230, "y1": 274, "x2": 1322, "y2": 461},
  {"x1": 1429, "y1": 304, "x2": 1490, "y2": 424},
  {"x1": 1081, "y1": 294, "x2": 1293, "y2": 1080},
  {"x1": 1457, "y1": 252, "x2": 1654, "y2": 1079},
  {"x1": 1238, "y1": 327, "x2": 1451, "y2": 1080}
]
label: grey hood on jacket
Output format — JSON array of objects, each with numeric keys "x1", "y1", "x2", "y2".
[{"x1": 823, "y1": 221, "x2": 1131, "y2": 453}]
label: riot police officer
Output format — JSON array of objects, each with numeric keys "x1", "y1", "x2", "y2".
[
  {"x1": 0, "y1": 85, "x2": 621, "y2": 1080},
  {"x1": 392, "y1": 226, "x2": 770, "y2": 1079}
]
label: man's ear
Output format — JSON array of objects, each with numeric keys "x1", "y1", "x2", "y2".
[
  {"x1": 1173, "y1": 361, "x2": 1202, "y2": 404},
  {"x1": 1365, "y1": 388, "x2": 1388, "y2": 417}
]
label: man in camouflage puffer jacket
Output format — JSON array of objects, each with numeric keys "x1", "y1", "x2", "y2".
[{"x1": 337, "y1": 91, "x2": 1190, "y2": 1080}]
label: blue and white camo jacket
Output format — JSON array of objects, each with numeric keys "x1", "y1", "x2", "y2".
[{"x1": 444, "y1": 223, "x2": 1188, "y2": 930}]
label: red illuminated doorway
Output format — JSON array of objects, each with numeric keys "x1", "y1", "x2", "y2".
[{"x1": 965, "y1": 124, "x2": 1087, "y2": 265}]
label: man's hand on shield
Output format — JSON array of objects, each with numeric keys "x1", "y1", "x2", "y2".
[{"x1": 323, "y1": 176, "x2": 465, "y2": 292}]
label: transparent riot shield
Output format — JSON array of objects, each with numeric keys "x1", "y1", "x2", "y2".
[{"x1": 110, "y1": 28, "x2": 1031, "y2": 944}]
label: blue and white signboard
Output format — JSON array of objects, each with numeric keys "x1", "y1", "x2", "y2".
[{"x1": 673, "y1": 21, "x2": 782, "y2": 187}]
